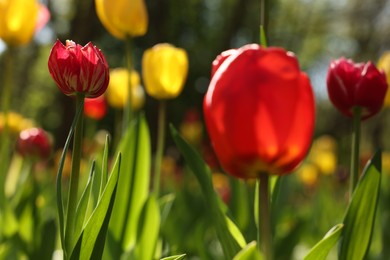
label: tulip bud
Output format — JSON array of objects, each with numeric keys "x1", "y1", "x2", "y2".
[
  {"x1": 326, "y1": 57, "x2": 388, "y2": 120},
  {"x1": 142, "y1": 43, "x2": 189, "y2": 100},
  {"x1": 204, "y1": 44, "x2": 315, "y2": 178},
  {"x1": 95, "y1": 0, "x2": 148, "y2": 39},
  {"x1": 17, "y1": 128, "x2": 51, "y2": 159},
  {"x1": 0, "y1": 0, "x2": 39, "y2": 46},
  {"x1": 48, "y1": 40, "x2": 110, "y2": 98},
  {"x1": 106, "y1": 68, "x2": 145, "y2": 110},
  {"x1": 84, "y1": 96, "x2": 107, "y2": 120}
]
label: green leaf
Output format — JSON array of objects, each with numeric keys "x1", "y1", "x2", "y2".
[
  {"x1": 78, "y1": 154, "x2": 121, "y2": 260},
  {"x1": 339, "y1": 151, "x2": 381, "y2": 260},
  {"x1": 104, "y1": 114, "x2": 151, "y2": 258},
  {"x1": 100, "y1": 134, "x2": 110, "y2": 197},
  {"x1": 73, "y1": 162, "x2": 95, "y2": 242},
  {"x1": 170, "y1": 124, "x2": 242, "y2": 259},
  {"x1": 233, "y1": 241, "x2": 262, "y2": 260},
  {"x1": 304, "y1": 224, "x2": 343, "y2": 260},
  {"x1": 134, "y1": 194, "x2": 161, "y2": 260},
  {"x1": 159, "y1": 193, "x2": 175, "y2": 226},
  {"x1": 56, "y1": 104, "x2": 83, "y2": 255},
  {"x1": 160, "y1": 254, "x2": 186, "y2": 260}
]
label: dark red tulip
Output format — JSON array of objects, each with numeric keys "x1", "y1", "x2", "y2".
[
  {"x1": 326, "y1": 57, "x2": 388, "y2": 119},
  {"x1": 204, "y1": 44, "x2": 315, "y2": 178},
  {"x1": 48, "y1": 40, "x2": 109, "y2": 98},
  {"x1": 17, "y1": 128, "x2": 51, "y2": 159},
  {"x1": 84, "y1": 95, "x2": 107, "y2": 120}
]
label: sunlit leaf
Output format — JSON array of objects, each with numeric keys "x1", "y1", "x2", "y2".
[
  {"x1": 160, "y1": 254, "x2": 186, "y2": 260},
  {"x1": 134, "y1": 194, "x2": 161, "y2": 260},
  {"x1": 78, "y1": 154, "x2": 121, "y2": 260},
  {"x1": 170, "y1": 124, "x2": 242, "y2": 259},
  {"x1": 304, "y1": 224, "x2": 343, "y2": 260},
  {"x1": 104, "y1": 114, "x2": 151, "y2": 259},
  {"x1": 233, "y1": 241, "x2": 262, "y2": 260},
  {"x1": 339, "y1": 151, "x2": 381, "y2": 260}
]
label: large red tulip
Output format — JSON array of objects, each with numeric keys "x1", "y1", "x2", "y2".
[
  {"x1": 48, "y1": 40, "x2": 109, "y2": 98},
  {"x1": 326, "y1": 57, "x2": 388, "y2": 120},
  {"x1": 204, "y1": 44, "x2": 315, "y2": 178}
]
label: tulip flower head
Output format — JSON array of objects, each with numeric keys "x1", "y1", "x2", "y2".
[
  {"x1": 84, "y1": 96, "x2": 107, "y2": 120},
  {"x1": 0, "y1": 0, "x2": 38, "y2": 46},
  {"x1": 326, "y1": 57, "x2": 388, "y2": 120},
  {"x1": 48, "y1": 40, "x2": 110, "y2": 98},
  {"x1": 17, "y1": 127, "x2": 51, "y2": 159},
  {"x1": 106, "y1": 68, "x2": 145, "y2": 110},
  {"x1": 142, "y1": 43, "x2": 189, "y2": 100},
  {"x1": 95, "y1": 0, "x2": 148, "y2": 39},
  {"x1": 204, "y1": 44, "x2": 315, "y2": 178}
]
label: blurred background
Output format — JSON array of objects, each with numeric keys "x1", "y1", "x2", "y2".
[{"x1": 1, "y1": 0, "x2": 390, "y2": 259}]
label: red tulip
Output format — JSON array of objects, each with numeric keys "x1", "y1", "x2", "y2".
[
  {"x1": 17, "y1": 128, "x2": 51, "y2": 159},
  {"x1": 326, "y1": 57, "x2": 388, "y2": 119},
  {"x1": 204, "y1": 44, "x2": 315, "y2": 178},
  {"x1": 84, "y1": 95, "x2": 107, "y2": 120},
  {"x1": 48, "y1": 40, "x2": 109, "y2": 98}
]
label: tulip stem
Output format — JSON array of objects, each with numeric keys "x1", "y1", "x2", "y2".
[
  {"x1": 0, "y1": 47, "x2": 14, "y2": 204},
  {"x1": 153, "y1": 100, "x2": 167, "y2": 196},
  {"x1": 258, "y1": 172, "x2": 273, "y2": 260},
  {"x1": 259, "y1": 0, "x2": 269, "y2": 46},
  {"x1": 65, "y1": 93, "x2": 85, "y2": 253},
  {"x1": 123, "y1": 37, "x2": 134, "y2": 134},
  {"x1": 350, "y1": 106, "x2": 361, "y2": 197}
]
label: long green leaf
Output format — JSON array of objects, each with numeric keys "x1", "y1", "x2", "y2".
[
  {"x1": 339, "y1": 151, "x2": 381, "y2": 260},
  {"x1": 134, "y1": 194, "x2": 161, "y2": 260},
  {"x1": 78, "y1": 154, "x2": 121, "y2": 260},
  {"x1": 170, "y1": 125, "x2": 242, "y2": 259},
  {"x1": 56, "y1": 103, "x2": 83, "y2": 257},
  {"x1": 104, "y1": 114, "x2": 151, "y2": 258},
  {"x1": 304, "y1": 224, "x2": 343, "y2": 260},
  {"x1": 233, "y1": 241, "x2": 262, "y2": 260},
  {"x1": 160, "y1": 254, "x2": 186, "y2": 260},
  {"x1": 100, "y1": 134, "x2": 110, "y2": 197},
  {"x1": 73, "y1": 162, "x2": 95, "y2": 243}
]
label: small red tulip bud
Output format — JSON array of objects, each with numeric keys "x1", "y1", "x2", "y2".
[{"x1": 17, "y1": 128, "x2": 51, "y2": 159}]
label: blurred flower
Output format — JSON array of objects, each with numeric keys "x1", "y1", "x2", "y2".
[
  {"x1": 17, "y1": 128, "x2": 51, "y2": 159},
  {"x1": 106, "y1": 68, "x2": 145, "y2": 110},
  {"x1": 377, "y1": 51, "x2": 390, "y2": 107},
  {"x1": 382, "y1": 151, "x2": 390, "y2": 175},
  {"x1": 297, "y1": 163, "x2": 318, "y2": 188},
  {"x1": 179, "y1": 109, "x2": 203, "y2": 145},
  {"x1": 0, "y1": 111, "x2": 34, "y2": 135},
  {"x1": 212, "y1": 173, "x2": 231, "y2": 204},
  {"x1": 142, "y1": 43, "x2": 189, "y2": 100},
  {"x1": 48, "y1": 40, "x2": 109, "y2": 98},
  {"x1": 0, "y1": 0, "x2": 49, "y2": 46},
  {"x1": 84, "y1": 96, "x2": 107, "y2": 120},
  {"x1": 327, "y1": 57, "x2": 388, "y2": 120},
  {"x1": 204, "y1": 44, "x2": 315, "y2": 178},
  {"x1": 309, "y1": 135, "x2": 337, "y2": 175},
  {"x1": 95, "y1": 0, "x2": 148, "y2": 39}
]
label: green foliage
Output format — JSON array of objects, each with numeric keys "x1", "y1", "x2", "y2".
[
  {"x1": 339, "y1": 151, "x2": 382, "y2": 260},
  {"x1": 304, "y1": 224, "x2": 343, "y2": 260},
  {"x1": 170, "y1": 124, "x2": 244, "y2": 259}
]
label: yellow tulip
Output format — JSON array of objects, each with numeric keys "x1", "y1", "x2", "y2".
[
  {"x1": 106, "y1": 68, "x2": 145, "y2": 110},
  {"x1": 0, "y1": 0, "x2": 39, "y2": 46},
  {"x1": 142, "y1": 43, "x2": 189, "y2": 100},
  {"x1": 377, "y1": 51, "x2": 390, "y2": 107},
  {"x1": 95, "y1": 0, "x2": 148, "y2": 39}
]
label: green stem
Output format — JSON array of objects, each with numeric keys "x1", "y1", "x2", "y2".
[
  {"x1": 0, "y1": 47, "x2": 15, "y2": 204},
  {"x1": 153, "y1": 101, "x2": 167, "y2": 196},
  {"x1": 259, "y1": 0, "x2": 269, "y2": 46},
  {"x1": 350, "y1": 106, "x2": 361, "y2": 197},
  {"x1": 64, "y1": 93, "x2": 85, "y2": 253},
  {"x1": 258, "y1": 172, "x2": 273, "y2": 260},
  {"x1": 122, "y1": 37, "x2": 134, "y2": 135}
]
